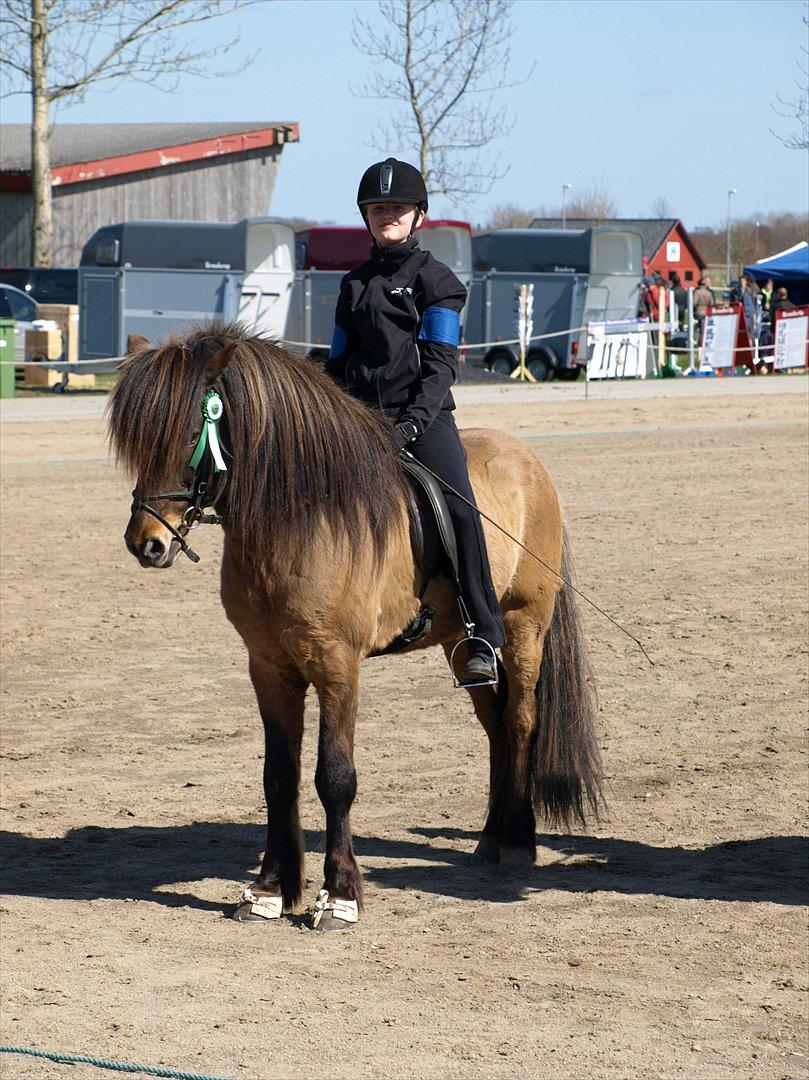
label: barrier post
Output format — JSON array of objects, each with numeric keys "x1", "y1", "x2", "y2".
[
  {"x1": 511, "y1": 283, "x2": 536, "y2": 383},
  {"x1": 0, "y1": 319, "x2": 15, "y2": 399},
  {"x1": 687, "y1": 287, "x2": 695, "y2": 371},
  {"x1": 658, "y1": 289, "x2": 667, "y2": 374},
  {"x1": 585, "y1": 333, "x2": 589, "y2": 401}
]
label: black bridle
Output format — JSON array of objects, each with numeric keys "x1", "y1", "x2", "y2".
[{"x1": 130, "y1": 390, "x2": 229, "y2": 563}]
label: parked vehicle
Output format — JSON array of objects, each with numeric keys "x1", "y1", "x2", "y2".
[
  {"x1": 78, "y1": 218, "x2": 295, "y2": 360},
  {"x1": 466, "y1": 227, "x2": 644, "y2": 380},
  {"x1": 295, "y1": 227, "x2": 372, "y2": 271},
  {"x1": 0, "y1": 268, "x2": 78, "y2": 305},
  {"x1": 0, "y1": 283, "x2": 37, "y2": 361}
]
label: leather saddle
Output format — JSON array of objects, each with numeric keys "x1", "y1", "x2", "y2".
[
  {"x1": 372, "y1": 456, "x2": 459, "y2": 655},
  {"x1": 401, "y1": 456, "x2": 459, "y2": 584}
]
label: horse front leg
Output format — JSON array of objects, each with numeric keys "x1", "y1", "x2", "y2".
[
  {"x1": 311, "y1": 655, "x2": 362, "y2": 931},
  {"x1": 233, "y1": 659, "x2": 307, "y2": 922}
]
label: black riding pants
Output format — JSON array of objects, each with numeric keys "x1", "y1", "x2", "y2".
[{"x1": 404, "y1": 409, "x2": 507, "y2": 649}]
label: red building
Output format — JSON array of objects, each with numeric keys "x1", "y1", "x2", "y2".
[{"x1": 531, "y1": 217, "x2": 707, "y2": 284}]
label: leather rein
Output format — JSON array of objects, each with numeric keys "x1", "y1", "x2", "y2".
[{"x1": 130, "y1": 389, "x2": 229, "y2": 564}]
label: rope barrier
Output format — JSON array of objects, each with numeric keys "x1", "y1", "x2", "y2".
[
  {"x1": 286, "y1": 322, "x2": 594, "y2": 352},
  {"x1": 1, "y1": 330, "x2": 804, "y2": 368},
  {"x1": 0, "y1": 321, "x2": 594, "y2": 366},
  {"x1": 0, "y1": 1045, "x2": 234, "y2": 1080}
]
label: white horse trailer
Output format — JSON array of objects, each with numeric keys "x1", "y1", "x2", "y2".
[
  {"x1": 467, "y1": 227, "x2": 644, "y2": 379},
  {"x1": 416, "y1": 220, "x2": 473, "y2": 327},
  {"x1": 78, "y1": 217, "x2": 295, "y2": 361}
]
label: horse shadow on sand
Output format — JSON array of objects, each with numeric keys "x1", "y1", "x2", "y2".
[{"x1": 1, "y1": 823, "x2": 806, "y2": 912}]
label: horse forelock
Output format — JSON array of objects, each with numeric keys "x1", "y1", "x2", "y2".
[
  {"x1": 107, "y1": 339, "x2": 203, "y2": 494},
  {"x1": 108, "y1": 321, "x2": 408, "y2": 565}
]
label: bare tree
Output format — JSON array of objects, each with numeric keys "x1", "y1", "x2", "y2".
[
  {"x1": 565, "y1": 179, "x2": 618, "y2": 222},
  {"x1": 650, "y1": 195, "x2": 673, "y2": 218},
  {"x1": 481, "y1": 178, "x2": 620, "y2": 231},
  {"x1": 772, "y1": 5, "x2": 809, "y2": 150},
  {"x1": 0, "y1": 0, "x2": 258, "y2": 266},
  {"x1": 485, "y1": 201, "x2": 537, "y2": 229},
  {"x1": 352, "y1": 0, "x2": 529, "y2": 207}
]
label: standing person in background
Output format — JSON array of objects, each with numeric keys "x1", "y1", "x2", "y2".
[
  {"x1": 671, "y1": 273, "x2": 688, "y2": 331},
  {"x1": 770, "y1": 285, "x2": 796, "y2": 317},
  {"x1": 693, "y1": 277, "x2": 714, "y2": 344},
  {"x1": 639, "y1": 272, "x2": 652, "y2": 317},
  {"x1": 639, "y1": 271, "x2": 656, "y2": 318},
  {"x1": 758, "y1": 277, "x2": 776, "y2": 369},
  {"x1": 702, "y1": 275, "x2": 716, "y2": 305},
  {"x1": 760, "y1": 278, "x2": 774, "y2": 323},
  {"x1": 739, "y1": 274, "x2": 758, "y2": 341}
]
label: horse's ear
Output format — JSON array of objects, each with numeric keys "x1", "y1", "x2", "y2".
[
  {"x1": 127, "y1": 333, "x2": 151, "y2": 354},
  {"x1": 205, "y1": 341, "x2": 239, "y2": 384}
]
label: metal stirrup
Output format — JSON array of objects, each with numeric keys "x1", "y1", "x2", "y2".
[{"x1": 449, "y1": 595, "x2": 498, "y2": 689}]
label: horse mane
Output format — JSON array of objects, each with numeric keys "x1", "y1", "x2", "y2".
[{"x1": 108, "y1": 321, "x2": 409, "y2": 566}]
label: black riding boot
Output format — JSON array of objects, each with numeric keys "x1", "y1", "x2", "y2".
[{"x1": 403, "y1": 409, "x2": 506, "y2": 679}]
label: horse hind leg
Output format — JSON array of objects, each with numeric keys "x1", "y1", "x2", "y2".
[
  {"x1": 443, "y1": 644, "x2": 508, "y2": 865},
  {"x1": 497, "y1": 613, "x2": 546, "y2": 868},
  {"x1": 498, "y1": 548, "x2": 603, "y2": 867},
  {"x1": 234, "y1": 660, "x2": 306, "y2": 922}
]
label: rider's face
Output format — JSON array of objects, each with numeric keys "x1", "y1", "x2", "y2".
[{"x1": 365, "y1": 203, "x2": 424, "y2": 246}]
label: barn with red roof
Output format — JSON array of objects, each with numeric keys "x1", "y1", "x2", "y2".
[{"x1": 0, "y1": 121, "x2": 299, "y2": 266}]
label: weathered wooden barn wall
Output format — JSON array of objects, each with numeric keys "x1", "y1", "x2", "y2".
[
  {"x1": 0, "y1": 194, "x2": 30, "y2": 266},
  {"x1": 0, "y1": 146, "x2": 281, "y2": 266}
]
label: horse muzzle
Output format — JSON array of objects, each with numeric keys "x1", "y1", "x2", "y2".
[{"x1": 125, "y1": 513, "x2": 183, "y2": 569}]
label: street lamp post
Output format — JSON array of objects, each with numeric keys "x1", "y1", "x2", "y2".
[
  {"x1": 561, "y1": 183, "x2": 572, "y2": 229},
  {"x1": 725, "y1": 188, "x2": 737, "y2": 287}
]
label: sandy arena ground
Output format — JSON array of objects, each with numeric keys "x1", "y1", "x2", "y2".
[{"x1": 1, "y1": 377, "x2": 807, "y2": 1079}]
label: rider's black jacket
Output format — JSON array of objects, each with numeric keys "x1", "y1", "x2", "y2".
[{"x1": 325, "y1": 236, "x2": 466, "y2": 435}]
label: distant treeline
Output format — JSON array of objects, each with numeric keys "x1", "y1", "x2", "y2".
[{"x1": 691, "y1": 212, "x2": 805, "y2": 269}]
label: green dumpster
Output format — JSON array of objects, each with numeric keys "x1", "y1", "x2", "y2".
[{"x1": 0, "y1": 318, "x2": 15, "y2": 399}]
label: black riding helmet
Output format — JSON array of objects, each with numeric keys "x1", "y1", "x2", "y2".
[{"x1": 357, "y1": 158, "x2": 428, "y2": 225}]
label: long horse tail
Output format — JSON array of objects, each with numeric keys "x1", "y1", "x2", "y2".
[{"x1": 532, "y1": 526, "x2": 604, "y2": 830}]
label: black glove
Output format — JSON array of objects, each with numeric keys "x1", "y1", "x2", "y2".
[{"x1": 394, "y1": 419, "x2": 420, "y2": 452}]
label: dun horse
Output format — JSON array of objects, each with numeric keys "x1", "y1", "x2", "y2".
[{"x1": 109, "y1": 323, "x2": 601, "y2": 930}]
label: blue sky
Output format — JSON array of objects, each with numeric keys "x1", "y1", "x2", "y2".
[{"x1": 4, "y1": 0, "x2": 807, "y2": 229}]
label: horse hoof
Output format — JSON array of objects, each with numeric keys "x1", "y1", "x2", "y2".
[
  {"x1": 498, "y1": 845, "x2": 536, "y2": 873},
  {"x1": 471, "y1": 835, "x2": 501, "y2": 864},
  {"x1": 310, "y1": 889, "x2": 358, "y2": 931},
  {"x1": 232, "y1": 888, "x2": 283, "y2": 922},
  {"x1": 233, "y1": 903, "x2": 274, "y2": 923},
  {"x1": 311, "y1": 909, "x2": 353, "y2": 932}
]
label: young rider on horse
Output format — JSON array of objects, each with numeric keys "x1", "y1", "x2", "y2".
[{"x1": 325, "y1": 157, "x2": 506, "y2": 684}]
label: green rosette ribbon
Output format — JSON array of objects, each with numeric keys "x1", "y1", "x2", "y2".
[{"x1": 188, "y1": 390, "x2": 227, "y2": 474}]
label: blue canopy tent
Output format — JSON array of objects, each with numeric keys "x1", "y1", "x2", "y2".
[{"x1": 745, "y1": 241, "x2": 809, "y2": 304}]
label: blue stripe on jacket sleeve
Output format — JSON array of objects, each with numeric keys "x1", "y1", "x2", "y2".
[
  {"x1": 418, "y1": 306, "x2": 460, "y2": 347},
  {"x1": 329, "y1": 324, "x2": 348, "y2": 359}
]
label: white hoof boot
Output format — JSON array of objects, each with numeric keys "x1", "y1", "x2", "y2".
[
  {"x1": 311, "y1": 889, "x2": 358, "y2": 930},
  {"x1": 235, "y1": 887, "x2": 283, "y2": 921}
]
